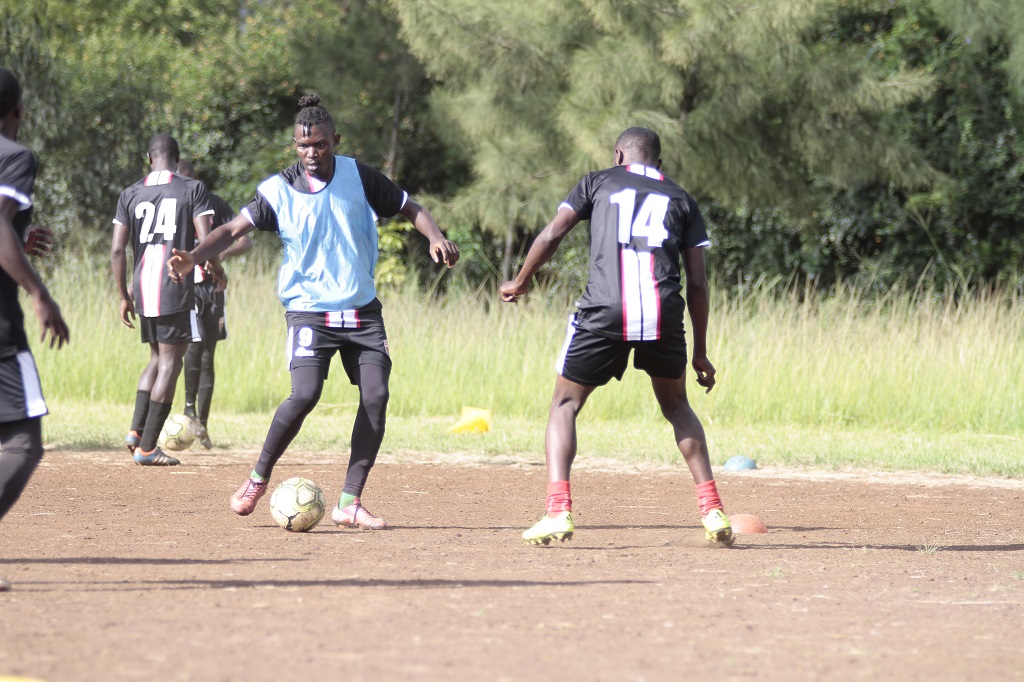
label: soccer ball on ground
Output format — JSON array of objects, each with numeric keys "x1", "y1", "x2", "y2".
[
  {"x1": 270, "y1": 477, "x2": 327, "y2": 532},
  {"x1": 157, "y1": 414, "x2": 197, "y2": 452}
]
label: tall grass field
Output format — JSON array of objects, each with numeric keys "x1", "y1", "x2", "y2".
[{"x1": 26, "y1": 258, "x2": 1024, "y2": 477}]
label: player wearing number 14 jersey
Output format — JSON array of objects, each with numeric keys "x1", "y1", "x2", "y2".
[
  {"x1": 500, "y1": 127, "x2": 733, "y2": 547},
  {"x1": 111, "y1": 134, "x2": 215, "y2": 466}
]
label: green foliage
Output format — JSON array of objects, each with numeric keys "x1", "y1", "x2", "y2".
[
  {"x1": 32, "y1": 258, "x2": 1024, "y2": 436},
  {"x1": 806, "y1": 3, "x2": 1024, "y2": 287},
  {"x1": 2, "y1": 0, "x2": 297, "y2": 239},
  {"x1": 393, "y1": 0, "x2": 941, "y2": 288},
  {"x1": 4, "y1": 0, "x2": 1024, "y2": 293}
]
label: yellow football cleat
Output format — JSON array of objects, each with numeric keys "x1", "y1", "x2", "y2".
[
  {"x1": 702, "y1": 508, "x2": 735, "y2": 546},
  {"x1": 522, "y1": 511, "x2": 574, "y2": 546}
]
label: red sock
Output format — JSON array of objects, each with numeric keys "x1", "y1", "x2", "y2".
[
  {"x1": 546, "y1": 480, "x2": 572, "y2": 515},
  {"x1": 695, "y1": 479, "x2": 723, "y2": 517}
]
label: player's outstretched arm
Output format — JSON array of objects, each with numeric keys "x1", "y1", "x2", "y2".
[
  {"x1": 682, "y1": 246, "x2": 715, "y2": 393},
  {"x1": 168, "y1": 213, "x2": 255, "y2": 283},
  {"x1": 0, "y1": 200, "x2": 69, "y2": 348},
  {"x1": 500, "y1": 207, "x2": 580, "y2": 303},
  {"x1": 399, "y1": 199, "x2": 459, "y2": 268}
]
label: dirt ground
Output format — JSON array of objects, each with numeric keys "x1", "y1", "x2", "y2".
[{"x1": 1, "y1": 448, "x2": 1022, "y2": 682}]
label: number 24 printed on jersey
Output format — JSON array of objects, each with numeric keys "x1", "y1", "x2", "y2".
[
  {"x1": 135, "y1": 198, "x2": 179, "y2": 243},
  {"x1": 609, "y1": 189, "x2": 670, "y2": 248}
]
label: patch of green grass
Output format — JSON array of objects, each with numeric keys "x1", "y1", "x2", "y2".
[
  {"x1": 915, "y1": 543, "x2": 943, "y2": 555},
  {"x1": 41, "y1": 399, "x2": 1024, "y2": 478},
  {"x1": 27, "y1": 258, "x2": 1024, "y2": 477},
  {"x1": 1013, "y1": 571, "x2": 1024, "y2": 580},
  {"x1": 767, "y1": 567, "x2": 784, "y2": 578}
]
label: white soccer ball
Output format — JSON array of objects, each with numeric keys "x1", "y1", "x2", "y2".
[
  {"x1": 157, "y1": 414, "x2": 197, "y2": 452},
  {"x1": 270, "y1": 477, "x2": 327, "y2": 532}
]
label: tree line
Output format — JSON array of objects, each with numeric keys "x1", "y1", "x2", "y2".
[{"x1": 4, "y1": 0, "x2": 1022, "y2": 292}]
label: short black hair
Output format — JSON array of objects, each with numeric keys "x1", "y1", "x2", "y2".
[
  {"x1": 0, "y1": 68, "x2": 23, "y2": 118},
  {"x1": 177, "y1": 158, "x2": 197, "y2": 178},
  {"x1": 148, "y1": 133, "x2": 180, "y2": 161},
  {"x1": 295, "y1": 93, "x2": 336, "y2": 137},
  {"x1": 615, "y1": 127, "x2": 661, "y2": 162}
]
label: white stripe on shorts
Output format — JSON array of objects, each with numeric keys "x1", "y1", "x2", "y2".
[
  {"x1": 16, "y1": 350, "x2": 47, "y2": 418},
  {"x1": 285, "y1": 325, "x2": 295, "y2": 367},
  {"x1": 555, "y1": 314, "x2": 576, "y2": 376},
  {"x1": 189, "y1": 308, "x2": 201, "y2": 342}
]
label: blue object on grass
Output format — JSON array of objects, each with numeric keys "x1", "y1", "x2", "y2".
[{"x1": 723, "y1": 455, "x2": 757, "y2": 471}]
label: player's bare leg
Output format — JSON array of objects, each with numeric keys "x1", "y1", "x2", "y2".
[
  {"x1": 523, "y1": 376, "x2": 596, "y2": 545},
  {"x1": 651, "y1": 375, "x2": 733, "y2": 545}
]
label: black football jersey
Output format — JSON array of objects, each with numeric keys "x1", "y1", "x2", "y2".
[
  {"x1": 562, "y1": 164, "x2": 710, "y2": 341},
  {"x1": 0, "y1": 136, "x2": 38, "y2": 356},
  {"x1": 193, "y1": 191, "x2": 236, "y2": 284},
  {"x1": 113, "y1": 171, "x2": 214, "y2": 317},
  {"x1": 209, "y1": 192, "x2": 235, "y2": 228}
]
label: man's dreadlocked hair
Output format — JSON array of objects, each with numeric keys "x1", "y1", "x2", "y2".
[{"x1": 295, "y1": 93, "x2": 336, "y2": 138}]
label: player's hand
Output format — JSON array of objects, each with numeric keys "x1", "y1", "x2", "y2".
[
  {"x1": 429, "y1": 238, "x2": 459, "y2": 268},
  {"x1": 24, "y1": 225, "x2": 54, "y2": 257},
  {"x1": 119, "y1": 297, "x2": 136, "y2": 329},
  {"x1": 499, "y1": 279, "x2": 528, "y2": 303},
  {"x1": 205, "y1": 263, "x2": 228, "y2": 292},
  {"x1": 167, "y1": 249, "x2": 195, "y2": 283},
  {"x1": 692, "y1": 355, "x2": 716, "y2": 393},
  {"x1": 30, "y1": 290, "x2": 69, "y2": 349},
  {"x1": 213, "y1": 270, "x2": 228, "y2": 293}
]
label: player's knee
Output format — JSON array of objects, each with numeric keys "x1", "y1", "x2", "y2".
[
  {"x1": 288, "y1": 383, "x2": 323, "y2": 414},
  {"x1": 360, "y1": 381, "x2": 389, "y2": 411}
]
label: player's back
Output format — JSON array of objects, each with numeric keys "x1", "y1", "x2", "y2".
[
  {"x1": 117, "y1": 171, "x2": 209, "y2": 252},
  {"x1": 115, "y1": 171, "x2": 212, "y2": 317},
  {"x1": 570, "y1": 164, "x2": 709, "y2": 342}
]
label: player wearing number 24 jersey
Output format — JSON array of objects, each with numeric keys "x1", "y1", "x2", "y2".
[
  {"x1": 113, "y1": 164, "x2": 214, "y2": 317},
  {"x1": 111, "y1": 134, "x2": 216, "y2": 467}
]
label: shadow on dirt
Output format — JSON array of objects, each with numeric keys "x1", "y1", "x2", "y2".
[
  {"x1": 763, "y1": 543, "x2": 1024, "y2": 552},
  {"x1": 0, "y1": 556, "x2": 305, "y2": 565},
  {"x1": 15, "y1": 577, "x2": 658, "y2": 592}
]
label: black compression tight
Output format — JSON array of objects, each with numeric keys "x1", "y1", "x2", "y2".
[
  {"x1": 0, "y1": 418, "x2": 43, "y2": 519},
  {"x1": 254, "y1": 365, "x2": 324, "y2": 479},
  {"x1": 184, "y1": 339, "x2": 216, "y2": 425},
  {"x1": 343, "y1": 363, "x2": 390, "y2": 497},
  {"x1": 253, "y1": 363, "x2": 390, "y2": 495}
]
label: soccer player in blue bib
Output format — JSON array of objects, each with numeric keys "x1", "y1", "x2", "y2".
[
  {"x1": 168, "y1": 94, "x2": 458, "y2": 529},
  {"x1": 0, "y1": 68, "x2": 70, "y2": 590},
  {"x1": 501, "y1": 127, "x2": 734, "y2": 547}
]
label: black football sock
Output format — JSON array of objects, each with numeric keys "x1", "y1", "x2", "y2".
[
  {"x1": 139, "y1": 401, "x2": 173, "y2": 453},
  {"x1": 131, "y1": 390, "x2": 151, "y2": 434}
]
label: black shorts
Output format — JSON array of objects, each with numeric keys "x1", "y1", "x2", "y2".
[
  {"x1": 285, "y1": 310, "x2": 391, "y2": 385},
  {"x1": 195, "y1": 281, "x2": 227, "y2": 343},
  {"x1": 0, "y1": 349, "x2": 48, "y2": 423},
  {"x1": 139, "y1": 309, "x2": 201, "y2": 345},
  {"x1": 556, "y1": 314, "x2": 687, "y2": 386}
]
